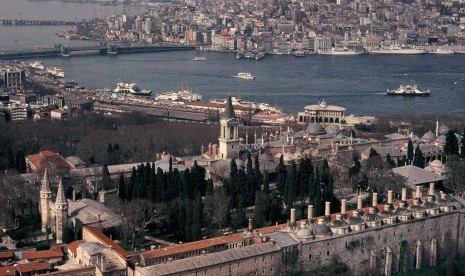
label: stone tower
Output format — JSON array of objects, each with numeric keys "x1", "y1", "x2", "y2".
[
  {"x1": 40, "y1": 169, "x2": 52, "y2": 232},
  {"x1": 55, "y1": 177, "x2": 68, "y2": 244},
  {"x1": 218, "y1": 96, "x2": 240, "y2": 159}
]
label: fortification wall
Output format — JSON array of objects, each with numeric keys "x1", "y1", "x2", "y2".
[{"x1": 299, "y1": 211, "x2": 461, "y2": 275}]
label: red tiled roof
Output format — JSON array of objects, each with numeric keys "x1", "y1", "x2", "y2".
[
  {"x1": 66, "y1": 240, "x2": 85, "y2": 257},
  {"x1": 0, "y1": 266, "x2": 15, "y2": 276},
  {"x1": 0, "y1": 251, "x2": 13, "y2": 260},
  {"x1": 26, "y1": 150, "x2": 72, "y2": 172},
  {"x1": 23, "y1": 249, "x2": 63, "y2": 260},
  {"x1": 83, "y1": 226, "x2": 129, "y2": 258},
  {"x1": 17, "y1": 261, "x2": 51, "y2": 273}
]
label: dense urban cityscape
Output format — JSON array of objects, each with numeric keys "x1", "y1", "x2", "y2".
[{"x1": 0, "y1": 0, "x2": 465, "y2": 275}]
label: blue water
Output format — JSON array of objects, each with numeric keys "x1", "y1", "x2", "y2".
[{"x1": 1, "y1": 0, "x2": 465, "y2": 117}]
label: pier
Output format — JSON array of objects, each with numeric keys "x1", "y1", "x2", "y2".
[
  {"x1": 0, "y1": 18, "x2": 79, "y2": 26},
  {"x1": 0, "y1": 44, "x2": 197, "y2": 59}
]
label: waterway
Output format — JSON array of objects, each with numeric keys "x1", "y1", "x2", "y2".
[{"x1": 1, "y1": 0, "x2": 465, "y2": 117}]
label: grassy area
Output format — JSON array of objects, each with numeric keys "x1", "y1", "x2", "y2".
[
  {"x1": 8, "y1": 214, "x2": 41, "y2": 241},
  {"x1": 394, "y1": 259, "x2": 465, "y2": 276}
]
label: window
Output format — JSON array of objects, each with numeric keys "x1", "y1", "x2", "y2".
[
  {"x1": 327, "y1": 251, "x2": 330, "y2": 256},
  {"x1": 308, "y1": 254, "x2": 312, "y2": 259}
]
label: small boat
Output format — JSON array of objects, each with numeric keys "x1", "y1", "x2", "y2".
[
  {"x1": 237, "y1": 72, "x2": 255, "y2": 80},
  {"x1": 293, "y1": 51, "x2": 306, "y2": 57},
  {"x1": 386, "y1": 84, "x2": 430, "y2": 96},
  {"x1": 30, "y1": 60, "x2": 45, "y2": 70},
  {"x1": 46, "y1": 67, "x2": 65, "y2": 78},
  {"x1": 114, "y1": 82, "x2": 152, "y2": 96},
  {"x1": 430, "y1": 48, "x2": 454, "y2": 55},
  {"x1": 155, "y1": 89, "x2": 203, "y2": 102},
  {"x1": 192, "y1": 56, "x2": 207, "y2": 61}
]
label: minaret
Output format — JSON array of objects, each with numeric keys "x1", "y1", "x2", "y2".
[
  {"x1": 40, "y1": 169, "x2": 52, "y2": 233},
  {"x1": 218, "y1": 96, "x2": 240, "y2": 159},
  {"x1": 435, "y1": 118, "x2": 439, "y2": 138},
  {"x1": 55, "y1": 177, "x2": 68, "y2": 244}
]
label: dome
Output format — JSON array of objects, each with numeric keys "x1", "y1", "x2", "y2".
[
  {"x1": 363, "y1": 208, "x2": 380, "y2": 222},
  {"x1": 434, "y1": 135, "x2": 446, "y2": 145},
  {"x1": 348, "y1": 215, "x2": 365, "y2": 225},
  {"x1": 296, "y1": 223, "x2": 314, "y2": 239},
  {"x1": 336, "y1": 133, "x2": 346, "y2": 140},
  {"x1": 306, "y1": 123, "x2": 326, "y2": 135},
  {"x1": 313, "y1": 219, "x2": 332, "y2": 236},
  {"x1": 394, "y1": 205, "x2": 410, "y2": 214},
  {"x1": 319, "y1": 100, "x2": 328, "y2": 108},
  {"x1": 329, "y1": 219, "x2": 349, "y2": 228},
  {"x1": 430, "y1": 160, "x2": 443, "y2": 168},
  {"x1": 325, "y1": 124, "x2": 340, "y2": 135},
  {"x1": 438, "y1": 124, "x2": 449, "y2": 135},
  {"x1": 421, "y1": 130, "x2": 435, "y2": 142}
]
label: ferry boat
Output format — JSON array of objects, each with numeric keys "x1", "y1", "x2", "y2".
[
  {"x1": 236, "y1": 72, "x2": 255, "y2": 80},
  {"x1": 46, "y1": 67, "x2": 65, "y2": 78},
  {"x1": 255, "y1": 52, "x2": 266, "y2": 60},
  {"x1": 370, "y1": 46, "x2": 426, "y2": 55},
  {"x1": 209, "y1": 96, "x2": 282, "y2": 114},
  {"x1": 430, "y1": 48, "x2": 454, "y2": 55},
  {"x1": 192, "y1": 56, "x2": 207, "y2": 61},
  {"x1": 455, "y1": 50, "x2": 465, "y2": 54},
  {"x1": 114, "y1": 82, "x2": 152, "y2": 96},
  {"x1": 318, "y1": 48, "x2": 364, "y2": 55},
  {"x1": 293, "y1": 51, "x2": 306, "y2": 57},
  {"x1": 386, "y1": 84, "x2": 430, "y2": 96},
  {"x1": 30, "y1": 60, "x2": 45, "y2": 70},
  {"x1": 155, "y1": 89, "x2": 203, "y2": 102}
]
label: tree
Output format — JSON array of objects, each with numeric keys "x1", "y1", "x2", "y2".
[
  {"x1": 386, "y1": 154, "x2": 396, "y2": 169},
  {"x1": 460, "y1": 128, "x2": 465, "y2": 159},
  {"x1": 407, "y1": 140, "x2": 414, "y2": 164},
  {"x1": 444, "y1": 130, "x2": 459, "y2": 157},
  {"x1": 192, "y1": 193, "x2": 203, "y2": 241},
  {"x1": 284, "y1": 161, "x2": 297, "y2": 208},
  {"x1": 234, "y1": 195, "x2": 246, "y2": 230},
  {"x1": 118, "y1": 173, "x2": 126, "y2": 201},
  {"x1": 413, "y1": 145, "x2": 425, "y2": 168},
  {"x1": 263, "y1": 170, "x2": 270, "y2": 195},
  {"x1": 268, "y1": 191, "x2": 283, "y2": 224},
  {"x1": 366, "y1": 149, "x2": 384, "y2": 172},
  {"x1": 204, "y1": 187, "x2": 230, "y2": 234},
  {"x1": 253, "y1": 192, "x2": 269, "y2": 228},
  {"x1": 276, "y1": 155, "x2": 287, "y2": 195},
  {"x1": 101, "y1": 164, "x2": 112, "y2": 191},
  {"x1": 254, "y1": 154, "x2": 262, "y2": 193}
]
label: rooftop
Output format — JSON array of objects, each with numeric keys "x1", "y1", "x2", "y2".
[{"x1": 392, "y1": 165, "x2": 445, "y2": 187}]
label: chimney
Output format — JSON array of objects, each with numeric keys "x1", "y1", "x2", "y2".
[
  {"x1": 440, "y1": 191, "x2": 446, "y2": 200},
  {"x1": 325, "y1": 201, "x2": 331, "y2": 216},
  {"x1": 387, "y1": 190, "x2": 393, "y2": 204},
  {"x1": 308, "y1": 205, "x2": 313, "y2": 221},
  {"x1": 357, "y1": 195, "x2": 362, "y2": 210},
  {"x1": 335, "y1": 214, "x2": 342, "y2": 221},
  {"x1": 401, "y1": 188, "x2": 407, "y2": 201},
  {"x1": 368, "y1": 207, "x2": 375, "y2": 214},
  {"x1": 415, "y1": 185, "x2": 422, "y2": 199},
  {"x1": 208, "y1": 143, "x2": 212, "y2": 155},
  {"x1": 341, "y1": 199, "x2": 347, "y2": 214},
  {"x1": 72, "y1": 189, "x2": 76, "y2": 202},
  {"x1": 245, "y1": 132, "x2": 249, "y2": 145},
  {"x1": 429, "y1": 182, "x2": 435, "y2": 196},
  {"x1": 290, "y1": 208, "x2": 296, "y2": 223},
  {"x1": 97, "y1": 214, "x2": 101, "y2": 221},
  {"x1": 254, "y1": 131, "x2": 257, "y2": 144},
  {"x1": 248, "y1": 218, "x2": 253, "y2": 231},
  {"x1": 372, "y1": 193, "x2": 378, "y2": 207}
]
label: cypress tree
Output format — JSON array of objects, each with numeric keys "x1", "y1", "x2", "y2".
[
  {"x1": 254, "y1": 154, "x2": 262, "y2": 193},
  {"x1": 192, "y1": 193, "x2": 203, "y2": 241},
  {"x1": 229, "y1": 158, "x2": 238, "y2": 199},
  {"x1": 413, "y1": 145, "x2": 425, "y2": 168},
  {"x1": 386, "y1": 154, "x2": 396, "y2": 169},
  {"x1": 276, "y1": 154, "x2": 287, "y2": 195},
  {"x1": 101, "y1": 164, "x2": 112, "y2": 190},
  {"x1": 269, "y1": 191, "x2": 283, "y2": 224},
  {"x1": 234, "y1": 195, "x2": 246, "y2": 230},
  {"x1": 461, "y1": 128, "x2": 465, "y2": 159},
  {"x1": 118, "y1": 173, "x2": 126, "y2": 201},
  {"x1": 263, "y1": 170, "x2": 270, "y2": 195},
  {"x1": 126, "y1": 167, "x2": 136, "y2": 201},
  {"x1": 312, "y1": 173, "x2": 323, "y2": 216},
  {"x1": 184, "y1": 199, "x2": 193, "y2": 241},
  {"x1": 253, "y1": 191, "x2": 268, "y2": 228},
  {"x1": 284, "y1": 161, "x2": 297, "y2": 208},
  {"x1": 407, "y1": 139, "x2": 414, "y2": 164},
  {"x1": 246, "y1": 154, "x2": 255, "y2": 205},
  {"x1": 444, "y1": 130, "x2": 459, "y2": 157}
]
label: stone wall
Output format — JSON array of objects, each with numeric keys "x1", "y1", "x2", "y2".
[{"x1": 299, "y1": 211, "x2": 461, "y2": 275}]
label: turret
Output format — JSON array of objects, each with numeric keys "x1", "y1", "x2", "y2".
[
  {"x1": 40, "y1": 169, "x2": 52, "y2": 232},
  {"x1": 55, "y1": 177, "x2": 68, "y2": 244}
]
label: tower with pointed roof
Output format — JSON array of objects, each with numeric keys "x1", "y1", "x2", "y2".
[
  {"x1": 218, "y1": 96, "x2": 240, "y2": 159},
  {"x1": 55, "y1": 177, "x2": 68, "y2": 243},
  {"x1": 40, "y1": 169, "x2": 52, "y2": 232}
]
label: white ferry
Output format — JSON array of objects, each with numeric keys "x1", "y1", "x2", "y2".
[
  {"x1": 30, "y1": 60, "x2": 45, "y2": 70},
  {"x1": 237, "y1": 72, "x2": 255, "y2": 80},
  {"x1": 114, "y1": 83, "x2": 152, "y2": 96},
  {"x1": 209, "y1": 96, "x2": 282, "y2": 114},
  {"x1": 430, "y1": 48, "x2": 454, "y2": 55},
  {"x1": 46, "y1": 67, "x2": 65, "y2": 78},
  {"x1": 318, "y1": 48, "x2": 365, "y2": 55},
  {"x1": 370, "y1": 46, "x2": 426, "y2": 55},
  {"x1": 386, "y1": 84, "x2": 430, "y2": 96},
  {"x1": 192, "y1": 56, "x2": 207, "y2": 61},
  {"x1": 155, "y1": 89, "x2": 203, "y2": 102}
]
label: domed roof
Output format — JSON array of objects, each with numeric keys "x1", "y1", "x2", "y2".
[
  {"x1": 434, "y1": 134, "x2": 446, "y2": 145},
  {"x1": 348, "y1": 215, "x2": 365, "y2": 225},
  {"x1": 296, "y1": 223, "x2": 314, "y2": 239},
  {"x1": 408, "y1": 201, "x2": 425, "y2": 212},
  {"x1": 336, "y1": 133, "x2": 346, "y2": 140},
  {"x1": 306, "y1": 123, "x2": 326, "y2": 135},
  {"x1": 313, "y1": 219, "x2": 332, "y2": 236},
  {"x1": 325, "y1": 124, "x2": 340, "y2": 135},
  {"x1": 421, "y1": 130, "x2": 435, "y2": 142},
  {"x1": 429, "y1": 160, "x2": 443, "y2": 168},
  {"x1": 379, "y1": 210, "x2": 394, "y2": 218},
  {"x1": 319, "y1": 100, "x2": 328, "y2": 108},
  {"x1": 329, "y1": 219, "x2": 349, "y2": 228},
  {"x1": 363, "y1": 208, "x2": 380, "y2": 222},
  {"x1": 438, "y1": 124, "x2": 449, "y2": 135},
  {"x1": 423, "y1": 201, "x2": 438, "y2": 209},
  {"x1": 394, "y1": 205, "x2": 410, "y2": 214}
]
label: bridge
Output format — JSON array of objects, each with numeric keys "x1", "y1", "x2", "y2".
[
  {"x1": 0, "y1": 18, "x2": 79, "y2": 26},
  {"x1": 0, "y1": 44, "x2": 197, "y2": 59}
]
